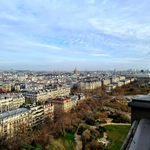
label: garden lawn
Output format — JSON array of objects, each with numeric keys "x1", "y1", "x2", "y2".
[
  {"x1": 103, "y1": 125, "x2": 131, "y2": 150},
  {"x1": 58, "y1": 132, "x2": 75, "y2": 142},
  {"x1": 57, "y1": 132, "x2": 75, "y2": 149}
]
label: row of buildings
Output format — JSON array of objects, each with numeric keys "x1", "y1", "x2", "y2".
[
  {"x1": 0, "y1": 68, "x2": 139, "y2": 138},
  {"x1": 78, "y1": 75, "x2": 136, "y2": 91},
  {"x1": 0, "y1": 85, "x2": 85, "y2": 138},
  {"x1": 0, "y1": 69, "x2": 136, "y2": 93},
  {"x1": 105, "y1": 77, "x2": 136, "y2": 92},
  {"x1": 0, "y1": 101, "x2": 54, "y2": 138},
  {"x1": 21, "y1": 85, "x2": 71, "y2": 103}
]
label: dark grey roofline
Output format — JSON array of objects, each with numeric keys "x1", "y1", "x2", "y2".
[
  {"x1": 132, "y1": 96, "x2": 150, "y2": 102},
  {"x1": 121, "y1": 118, "x2": 150, "y2": 150},
  {"x1": 0, "y1": 108, "x2": 30, "y2": 120},
  {"x1": 128, "y1": 101, "x2": 150, "y2": 109},
  {"x1": 121, "y1": 119, "x2": 139, "y2": 150}
]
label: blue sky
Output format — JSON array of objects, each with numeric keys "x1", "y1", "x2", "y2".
[{"x1": 0, "y1": 0, "x2": 150, "y2": 71}]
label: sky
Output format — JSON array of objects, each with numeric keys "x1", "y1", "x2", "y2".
[{"x1": 0, "y1": 0, "x2": 150, "y2": 71}]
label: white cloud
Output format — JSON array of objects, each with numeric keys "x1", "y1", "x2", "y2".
[
  {"x1": 0, "y1": 0, "x2": 150, "y2": 70},
  {"x1": 30, "y1": 43, "x2": 62, "y2": 50}
]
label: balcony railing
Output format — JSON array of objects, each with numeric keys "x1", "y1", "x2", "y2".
[{"x1": 121, "y1": 93, "x2": 150, "y2": 150}]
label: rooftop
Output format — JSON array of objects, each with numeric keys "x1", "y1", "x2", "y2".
[{"x1": 0, "y1": 107, "x2": 29, "y2": 120}]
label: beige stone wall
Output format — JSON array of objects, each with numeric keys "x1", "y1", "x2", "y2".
[
  {"x1": 2, "y1": 83, "x2": 12, "y2": 92},
  {"x1": 43, "y1": 104, "x2": 54, "y2": 119},
  {"x1": 24, "y1": 87, "x2": 71, "y2": 103},
  {"x1": 0, "y1": 94, "x2": 25, "y2": 113},
  {"x1": 120, "y1": 76, "x2": 125, "y2": 80},
  {"x1": 0, "y1": 103, "x2": 54, "y2": 138},
  {"x1": 52, "y1": 97, "x2": 76, "y2": 112},
  {"x1": 0, "y1": 111, "x2": 29, "y2": 137},
  {"x1": 103, "y1": 79, "x2": 111, "y2": 85},
  {"x1": 79, "y1": 81, "x2": 101, "y2": 90}
]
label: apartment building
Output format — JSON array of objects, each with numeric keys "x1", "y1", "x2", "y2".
[
  {"x1": 2, "y1": 82, "x2": 12, "y2": 92},
  {"x1": 29, "y1": 102, "x2": 54, "y2": 127},
  {"x1": 52, "y1": 96, "x2": 78, "y2": 112},
  {"x1": 0, "y1": 102, "x2": 54, "y2": 138},
  {"x1": 29, "y1": 105, "x2": 44, "y2": 127},
  {"x1": 22, "y1": 86, "x2": 71, "y2": 103},
  {"x1": 102, "y1": 78, "x2": 111, "y2": 85},
  {"x1": 56, "y1": 86, "x2": 71, "y2": 96},
  {"x1": 125, "y1": 73, "x2": 150, "y2": 78},
  {"x1": 110, "y1": 76, "x2": 120, "y2": 83},
  {"x1": 0, "y1": 108, "x2": 30, "y2": 138},
  {"x1": 23, "y1": 90, "x2": 49, "y2": 103},
  {"x1": 52, "y1": 97, "x2": 72, "y2": 112},
  {"x1": 14, "y1": 82, "x2": 26, "y2": 92},
  {"x1": 119, "y1": 75, "x2": 125, "y2": 81},
  {"x1": 120, "y1": 79, "x2": 131, "y2": 85},
  {"x1": 43, "y1": 101, "x2": 54, "y2": 120},
  {"x1": 0, "y1": 93, "x2": 25, "y2": 113},
  {"x1": 105, "y1": 75, "x2": 133, "y2": 92},
  {"x1": 130, "y1": 77, "x2": 135, "y2": 82},
  {"x1": 52, "y1": 93, "x2": 85, "y2": 112},
  {"x1": 106, "y1": 84, "x2": 117, "y2": 92},
  {"x1": 117, "y1": 82, "x2": 124, "y2": 87},
  {"x1": 79, "y1": 81, "x2": 101, "y2": 90}
]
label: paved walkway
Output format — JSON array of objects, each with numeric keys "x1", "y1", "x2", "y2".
[
  {"x1": 101, "y1": 122, "x2": 131, "y2": 126},
  {"x1": 98, "y1": 132, "x2": 109, "y2": 146},
  {"x1": 74, "y1": 129, "x2": 82, "y2": 150}
]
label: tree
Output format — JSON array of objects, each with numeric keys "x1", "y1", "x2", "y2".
[
  {"x1": 84, "y1": 140, "x2": 103, "y2": 150},
  {"x1": 45, "y1": 140, "x2": 65, "y2": 150},
  {"x1": 82, "y1": 129, "x2": 91, "y2": 144},
  {"x1": 90, "y1": 128, "x2": 100, "y2": 140},
  {"x1": 77, "y1": 125, "x2": 87, "y2": 135},
  {"x1": 85, "y1": 111, "x2": 95, "y2": 125},
  {"x1": 96, "y1": 126, "x2": 106, "y2": 134}
]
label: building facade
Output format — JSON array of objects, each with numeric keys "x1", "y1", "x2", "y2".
[
  {"x1": 0, "y1": 93, "x2": 25, "y2": 113},
  {"x1": 79, "y1": 81, "x2": 101, "y2": 90},
  {"x1": 0, "y1": 103, "x2": 54, "y2": 138},
  {"x1": 0, "y1": 108, "x2": 30, "y2": 138},
  {"x1": 22, "y1": 86, "x2": 71, "y2": 103}
]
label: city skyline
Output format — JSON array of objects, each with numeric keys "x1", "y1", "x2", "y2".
[{"x1": 0, "y1": 0, "x2": 150, "y2": 71}]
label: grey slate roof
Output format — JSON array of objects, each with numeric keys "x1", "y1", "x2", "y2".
[{"x1": 0, "y1": 108, "x2": 29, "y2": 120}]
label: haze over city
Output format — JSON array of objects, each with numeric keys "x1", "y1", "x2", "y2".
[{"x1": 0, "y1": 0, "x2": 150, "y2": 71}]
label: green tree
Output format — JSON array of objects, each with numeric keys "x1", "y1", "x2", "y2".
[{"x1": 45, "y1": 140, "x2": 65, "y2": 150}]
